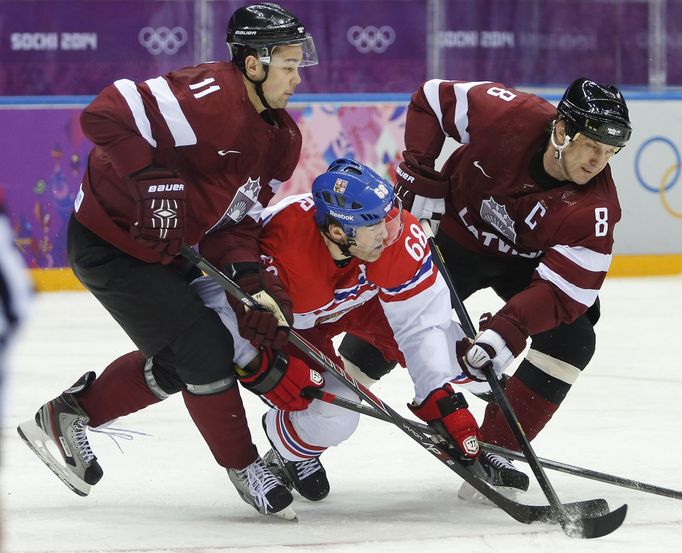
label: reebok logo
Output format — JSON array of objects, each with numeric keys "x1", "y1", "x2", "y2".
[
  {"x1": 147, "y1": 184, "x2": 184, "y2": 193},
  {"x1": 396, "y1": 165, "x2": 415, "y2": 183},
  {"x1": 330, "y1": 210, "x2": 354, "y2": 221}
]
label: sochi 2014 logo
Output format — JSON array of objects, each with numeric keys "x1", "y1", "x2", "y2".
[
  {"x1": 347, "y1": 25, "x2": 395, "y2": 54},
  {"x1": 138, "y1": 27, "x2": 188, "y2": 55}
]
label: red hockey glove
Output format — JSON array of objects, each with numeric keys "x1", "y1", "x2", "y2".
[
  {"x1": 238, "y1": 348, "x2": 324, "y2": 411},
  {"x1": 409, "y1": 383, "x2": 480, "y2": 463},
  {"x1": 129, "y1": 168, "x2": 186, "y2": 263},
  {"x1": 229, "y1": 262, "x2": 293, "y2": 349},
  {"x1": 457, "y1": 328, "x2": 513, "y2": 382},
  {"x1": 394, "y1": 153, "x2": 449, "y2": 234}
]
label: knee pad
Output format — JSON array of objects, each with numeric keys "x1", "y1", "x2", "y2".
[
  {"x1": 184, "y1": 374, "x2": 237, "y2": 396},
  {"x1": 145, "y1": 355, "x2": 237, "y2": 397},
  {"x1": 341, "y1": 357, "x2": 378, "y2": 388},
  {"x1": 144, "y1": 357, "x2": 182, "y2": 398},
  {"x1": 516, "y1": 314, "x2": 595, "y2": 404},
  {"x1": 338, "y1": 334, "x2": 398, "y2": 382}
]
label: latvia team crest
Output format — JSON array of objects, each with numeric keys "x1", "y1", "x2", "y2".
[
  {"x1": 480, "y1": 197, "x2": 517, "y2": 243},
  {"x1": 225, "y1": 177, "x2": 261, "y2": 224}
]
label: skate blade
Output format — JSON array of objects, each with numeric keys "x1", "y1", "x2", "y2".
[
  {"x1": 17, "y1": 420, "x2": 91, "y2": 497},
  {"x1": 272, "y1": 504, "x2": 298, "y2": 522},
  {"x1": 457, "y1": 480, "x2": 520, "y2": 505}
]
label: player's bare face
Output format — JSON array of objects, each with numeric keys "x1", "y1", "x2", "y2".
[
  {"x1": 560, "y1": 136, "x2": 618, "y2": 185},
  {"x1": 349, "y1": 222, "x2": 389, "y2": 262},
  {"x1": 261, "y1": 45, "x2": 304, "y2": 109}
]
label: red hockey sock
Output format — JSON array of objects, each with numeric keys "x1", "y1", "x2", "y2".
[
  {"x1": 182, "y1": 387, "x2": 258, "y2": 469},
  {"x1": 77, "y1": 351, "x2": 162, "y2": 427},
  {"x1": 480, "y1": 376, "x2": 560, "y2": 451}
]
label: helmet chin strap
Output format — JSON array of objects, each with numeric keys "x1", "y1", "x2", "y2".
[
  {"x1": 323, "y1": 230, "x2": 356, "y2": 261},
  {"x1": 550, "y1": 119, "x2": 572, "y2": 160},
  {"x1": 550, "y1": 119, "x2": 578, "y2": 178},
  {"x1": 244, "y1": 65, "x2": 273, "y2": 111}
]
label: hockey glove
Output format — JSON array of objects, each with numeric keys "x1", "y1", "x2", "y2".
[
  {"x1": 229, "y1": 262, "x2": 293, "y2": 350},
  {"x1": 457, "y1": 328, "x2": 514, "y2": 382},
  {"x1": 394, "y1": 153, "x2": 449, "y2": 234},
  {"x1": 238, "y1": 348, "x2": 324, "y2": 411},
  {"x1": 409, "y1": 384, "x2": 480, "y2": 462},
  {"x1": 129, "y1": 167, "x2": 186, "y2": 263}
]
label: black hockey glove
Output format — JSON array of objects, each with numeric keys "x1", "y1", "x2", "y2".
[
  {"x1": 129, "y1": 167, "x2": 186, "y2": 264},
  {"x1": 394, "y1": 153, "x2": 449, "y2": 234}
]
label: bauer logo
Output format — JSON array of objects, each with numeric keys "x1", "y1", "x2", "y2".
[
  {"x1": 147, "y1": 184, "x2": 184, "y2": 193},
  {"x1": 396, "y1": 165, "x2": 415, "y2": 183}
]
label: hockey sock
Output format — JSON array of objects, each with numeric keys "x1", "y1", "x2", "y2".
[
  {"x1": 479, "y1": 375, "x2": 560, "y2": 451},
  {"x1": 77, "y1": 351, "x2": 162, "y2": 427},
  {"x1": 182, "y1": 386, "x2": 258, "y2": 469}
]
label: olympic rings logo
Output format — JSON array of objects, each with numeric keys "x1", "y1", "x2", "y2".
[
  {"x1": 347, "y1": 25, "x2": 395, "y2": 54},
  {"x1": 138, "y1": 26, "x2": 188, "y2": 55},
  {"x1": 634, "y1": 136, "x2": 682, "y2": 218}
]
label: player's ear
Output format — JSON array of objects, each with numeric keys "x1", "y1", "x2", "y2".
[
  {"x1": 244, "y1": 55, "x2": 263, "y2": 79},
  {"x1": 328, "y1": 223, "x2": 346, "y2": 242}
]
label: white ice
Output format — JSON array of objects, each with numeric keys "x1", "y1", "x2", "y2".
[{"x1": 3, "y1": 276, "x2": 681, "y2": 553}]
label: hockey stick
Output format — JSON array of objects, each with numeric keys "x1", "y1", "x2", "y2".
[
  {"x1": 418, "y1": 221, "x2": 628, "y2": 538},
  {"x1": 303, "y1": 387, "x2": 682, "y2": 501},
  {"x1": 180, "y1": 245, "x2": 621, "y2": 537}
]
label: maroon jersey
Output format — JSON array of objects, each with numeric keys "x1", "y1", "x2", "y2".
[
  {"x1": 404, "y1": 80, "x2": 621, "y2": 353},
  {"x1": 74, "y1": 61, "x2": 302, "y2": 267}
]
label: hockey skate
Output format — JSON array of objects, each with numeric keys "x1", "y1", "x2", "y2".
[
  {"x1": 227, "y1": 457, "x2": 297, "y2": 521},
  {"x1": 458, "y1": 451, "x2": 529, "y2": 504},
  {"x1": 17, "y1": 372, "x2": 103, "y2": 497},
  {"x1": 263, "y1": 447, "x2": 330, "y2": 502}
]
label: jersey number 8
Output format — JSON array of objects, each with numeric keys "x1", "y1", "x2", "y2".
[{"x1": 594, "y1": 207, "x2": 608, "y2": 237}]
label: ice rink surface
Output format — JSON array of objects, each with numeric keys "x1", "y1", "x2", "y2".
[{"x1": 2, "y1": 275, "x2": 681, "y2": 553}]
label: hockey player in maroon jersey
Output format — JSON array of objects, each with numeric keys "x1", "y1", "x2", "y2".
[
  {"x1": 17, "y1": 3, "x2": 324, "y2": 520},
  {"x1": 194, "y1": 158, "x2": 495, "y2": 503},
  {"x1": 340, "y1": 78, "x2": 632, "y2": 499}
]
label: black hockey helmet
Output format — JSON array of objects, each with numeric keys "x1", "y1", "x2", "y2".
[
  {"x1": 226, "y1": 3, "x2": 317, "y2": 70},
  {"x1": 557, "y1": 78, "x2": 632, "y2": 148}
]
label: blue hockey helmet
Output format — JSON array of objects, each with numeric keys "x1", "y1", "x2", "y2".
[{"x1": 312, "y1": 158, "x2": 402, "y2": 245}]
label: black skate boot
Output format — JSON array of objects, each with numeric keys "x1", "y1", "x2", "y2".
[
  {"x1": 458, "y1": 451, "x2": 529, "y2": 503},
  {"x1": 263, "y1": 447, "x2": 330, "y2": 502},
  {"x1": 227, "y1": 457, "x2": 297, "y2": 520},
  {"x1": 17, "y1": 372, "x2": 103, "y2": 496}
]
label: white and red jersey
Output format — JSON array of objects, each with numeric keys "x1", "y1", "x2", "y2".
[
  {"x1": 404, "y1": 80, "x2": 621, "y2": 353},
  {"x1": 257, "y1": 194, "x2": 466, "y2": 401},
  {"x1": 75, "y1": 62, "x2": 301, "y2": 267}
]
